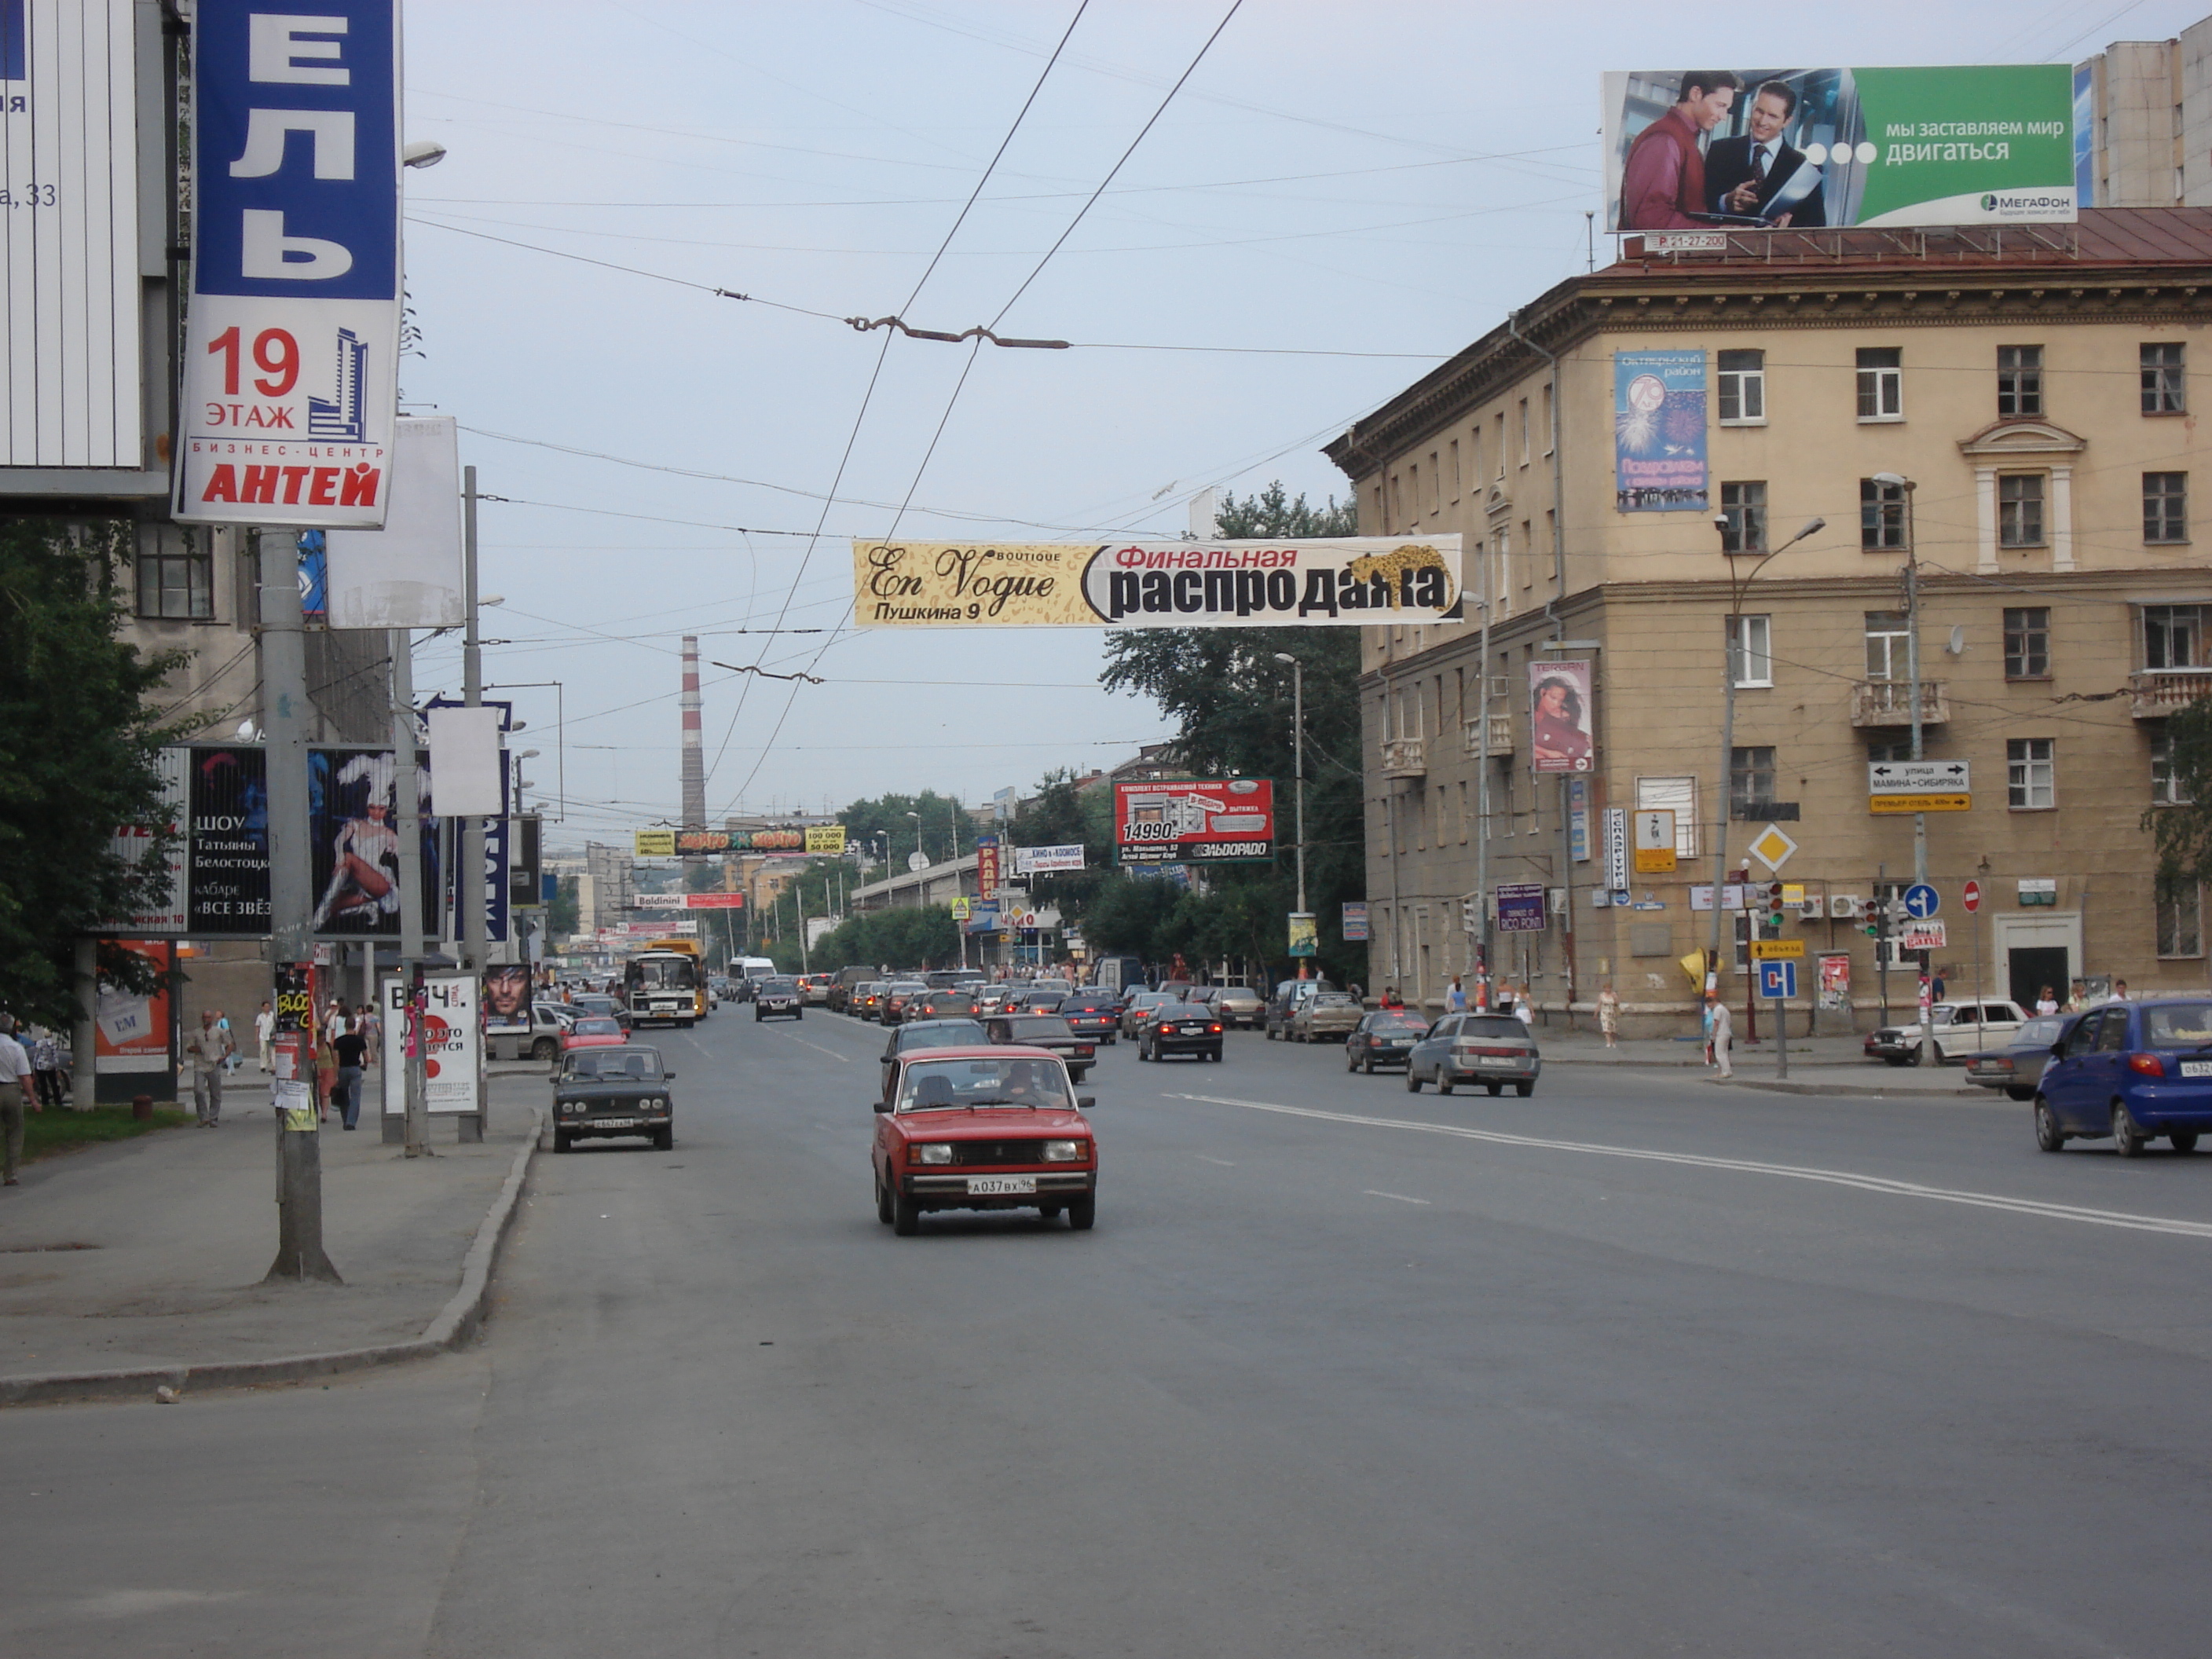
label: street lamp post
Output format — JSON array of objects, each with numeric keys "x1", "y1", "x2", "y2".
[{"x1": 1273, "y1": 653, "x2": 1308, "y2": 917}]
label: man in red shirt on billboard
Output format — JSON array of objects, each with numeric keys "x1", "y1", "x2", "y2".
[{"x1": 1620, "y1": 71, "x2": 1741, "y2": 231}]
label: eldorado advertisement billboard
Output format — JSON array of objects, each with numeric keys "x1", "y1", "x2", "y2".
[
  {"x1": 854, "y1": 538, "x2": 1462, "y2": 628},
  {"x1": 1114, "y1": 780, "x2": 1274, "y2": 866},
  {"x1": 1605, "y1": 65, "x2": 2073, "y2": 233}
]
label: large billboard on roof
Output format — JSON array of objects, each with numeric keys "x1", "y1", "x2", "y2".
[{"x1": 1605, "y1": 65, "x2": 2074, "y2": 234}]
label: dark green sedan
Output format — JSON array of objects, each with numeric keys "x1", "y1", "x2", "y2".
[{"x1": 551, "y1": 1046, "x2": 676, "y2": 1152}]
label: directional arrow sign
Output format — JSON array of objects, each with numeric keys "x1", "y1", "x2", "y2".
[
  {"x1": 1903, "y1": 882, "x2": 1940, "y2": 919},
  {"x1": 1867, "y1": 760, "x2": 1970, "y2": 794}
]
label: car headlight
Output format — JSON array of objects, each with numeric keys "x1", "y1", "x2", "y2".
[
  {"x1": 912, "y1": 1143, "x2": 954, "y2": 1165},
  {"x1": 1043, "y1": 1139, "x2": 1085, "y2": 1163}
]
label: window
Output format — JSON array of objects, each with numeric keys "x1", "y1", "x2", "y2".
[
  {"x1": 2007, "y1": 738, "x2": 2054, "y2": 810},
  {"x1": 1860, "y1": 477, "x2": 1906, "y2": 550},
  {"x1": 2003, "y1": 607, "x2": 2050, "y2": 679},
  {"x1": 2158, "y1": 882, "x2": 2203, "y2": 957},
  {"x1": 1867, "y1": 738, "x2": 1912, "y2": 765},
  {"x1": 1716, "y1": 349, "x2": 1765, "y2": 424},
  {"x1": 1428, "y1": 452, "x2": 1441, "y2": 514},
  {"x1": 1719, "y1": 481, "x2": 1767, "y2": 554},
  {"x1": 2144, "y1": 472, "x2": 2188, "y2": 544},
  {"x1": 1387, "y1": 473, "x2": 1402, "y2": 530},
  {"x1": 1856, "y1": 347, "x2": 1903, "y2": 420},
  {"x1": 1635, "y1": 775, "x2": 1698, "y2": 858},
  {"x1": 2142, "y1": 342, "x2": 2185, "y2": 413},
  {"x1": 1407, "y1": 464, "x2": 1419, "y2": 522},
  {"x1": 1996, "y1": 345, "x2": 2043, "y2": 417},
  {"x1": 136, "y1": 533, "x2": 214, "y2": 620},
  {"x1": 1520, "y1": 520, "x2": 1533, "y2": 588},
  {"x1": 1518, "y1": 398, "x2": 1530, "y2": 465},
  {"x1": 2152, "y1": 732, "x2": 2192, "y2": 805},
  {"x1": 1448, "y1": 438, "x2": 1460, "y2": 501},
  {"x1": 1541, "y1": 383, "x2": 1555, "y2": 455},
  {"x1": 1728, "y1": 614, "x2": 1772, "y2": 687},
  {"x1": 1864, "y1": 612, "x2": 1911, "y2": 680},
  {"x1": 1730, "y1": 746, "x2": 1777, "y2": 817},
  {"x1": 2144, "y1": 604, "x2": 2208, "y2": 670},
  {"x1": 1998, "y1": 474, "x2": 2045, "y2": 547},
  {"x1": 1493, "y1": 412, "x2": 1505, "y2": 478}
]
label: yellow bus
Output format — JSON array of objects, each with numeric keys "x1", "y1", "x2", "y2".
[{"x1": 624, "y1": 936, "x2": 709, "y2": 1027}]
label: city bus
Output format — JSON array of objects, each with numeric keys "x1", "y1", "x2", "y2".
[{"x1": 624, "y1": 937, "x2": 708, "y2": 1027}]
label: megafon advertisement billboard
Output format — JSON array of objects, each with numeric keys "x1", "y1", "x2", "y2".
[
  {"x1": 1114, "y1": 779, "x2": 1274, "y2": 866},
  {"x1": 1605, "y1": 65, "x2": 2073, "y2": 233}
]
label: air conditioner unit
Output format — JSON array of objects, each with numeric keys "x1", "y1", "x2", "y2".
[
  {"x1": 1829, "y1": 894, "x2": 1864, "y2": 919},
  {"x1": 1797, "y1": 897, "x2": 1826, "y2": 921}
]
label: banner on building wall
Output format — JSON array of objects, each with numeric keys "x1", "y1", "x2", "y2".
[
  {"x1": 1529, "y1": 661, "x2": 1595, "y2": 775},
  {"x1": 852, "y1": 537, "x2": 1463, "y2": 628},
  {"x1": 1115, "y1": 779, "x2": 1275, "y2": 866},
  {"x1": 1342, "y1": 901, "x2": 1371, "y2": 942},
  {"x1": 175, "y1": 2, "x2": 403, "y2": 526},
  {"x1": 1604, "y1": 65, "x2": 2074, "y2": 234},
  {"x1": 1614, "y1": 351, "x2": 1708, "y2": 512},
  {"x1": 1496, "y1": 884, "x2": 1547, "y2": 932}
]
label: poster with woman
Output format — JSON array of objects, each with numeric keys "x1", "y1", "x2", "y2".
[
  {"x1": 1529, "y1": 661, "x2": 1595, "y2": 774},
  {"x1": 308, "y1": 747, "x2": 440, "y2": 938}
]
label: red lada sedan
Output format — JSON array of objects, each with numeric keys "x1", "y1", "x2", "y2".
[{"x1": 872, "y1": 1047, "x2": 1097, "y2": 1235}]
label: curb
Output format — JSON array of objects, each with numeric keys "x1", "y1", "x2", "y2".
[
  {"x1": 0, "y1": 1108, "x2": 542, "y2": 1409},
  {"x1": 1705, "y1": 1077, "x2": 1994, "y2": 1101}
]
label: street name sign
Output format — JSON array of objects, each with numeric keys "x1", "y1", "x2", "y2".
[
  {"x1": 1870, "y1": 793, "x2": 1971, "y2": 814},
  {"x1": 1867, "y1": 760, "x2": 1969, "y2": 793}
]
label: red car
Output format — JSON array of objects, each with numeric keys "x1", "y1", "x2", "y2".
[
  {"x1": 872, "y1": 1046, "x2": 1098, "y2": 1235},
  {"x1": 559, "y1": 1015, "x2": 628, "y2": 1056}
]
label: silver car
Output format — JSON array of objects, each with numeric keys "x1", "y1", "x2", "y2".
[{"x1": 1405, "y1": 1013, "x2": 1540, "y2": 1097}]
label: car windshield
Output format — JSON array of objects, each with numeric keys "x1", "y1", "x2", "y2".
[
  {"x1": 628, "y1": 958, "x2": 696, "y2": 990},
  {"x1": 2142, "y1": 1005, "x2": 2212, "y2": 1046},
  {"x1": 572, "y1": 1018, "x2": 622, "y2": 1036},
  {"x1": 900, "y1": 1020, "x2": 987, "y2": 1049},
  {"x1": 898, "y1": 1057, "x2": 1074, "y2": 1112},
  {"x1": 565, "y1": 1049, "x2": 664, "y2": 1080}
]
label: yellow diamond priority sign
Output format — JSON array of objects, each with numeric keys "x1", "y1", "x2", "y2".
[{"x1": 1746, "y1": 823, "x2": 1798, "y2": 872}]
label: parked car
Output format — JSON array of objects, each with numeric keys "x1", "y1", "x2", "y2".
[
  {"x1": 527, "y1": 1001, "x2": 578, "y2": 1063},
  {"x1": 878, "y1": 1017, "x2": 990, "y2": 1101},
  {"x1": 1287, "y1": 991, "x2": 1364, "y2": 1044},
  {"x1": 1345, "y1": 1009, "x2": 1432, "y2": 1073},
  {"x1": 551, "y1": 1045, "x2": 676, "y2": 1153},
  {"x1": 1964, "y1": 1013, "x2": 2069, "y2": 1099},
  {"x1": 1212, "y1": 983, "x2": 1265, "y2": 1028},
  {"x1": 1405, "y1": 1012, "x2": 1541, "y2": 1097},
  {"x1": 2033, "y1": 998, "x2": 2212, "y2": 1155},
  {"x1": 1864, "y1": 999, "x2": 2029, "y2": 1066},
  {"x1": 753, "y1": 976, "x2": 804, "y2": 1021},
  {"x1": 1057, "y1": 989, "x2": 1122, "y2": 1045},
  {"x1": 1134, "y1": 1001, "x2": 1224, "y2": 1064},
  {"x1": 872, "y1": 1049, "x2": 1098, "y2": 1233},
  {"x1": 983, "y1": 1013, "x2": 1097, "y2": 1082},
  {"x1": 1119, "y1": 990, "x2": 1173, "y2": 1038}
]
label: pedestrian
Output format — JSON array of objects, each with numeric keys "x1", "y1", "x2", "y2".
[
  {"x1": 1380, "y1": 986, "x2": 1404, "y2": 1010},
  {"x1": 1598, "y1": 981, "x2": 1621, "y2": 1049},
  {"x1": 313, "y1": 1019, "x2": 339, "y2": 1123},
  {"x1": 184, "y1": 1010, "x2": 228, "y2": 1126},
  {"x1": 0, "y1": 1013, "x2": 40, "y2": 1185},
  {"x1": 1513, "y1": 990, "x2": 1535, "y2": 1032},
  {"x1": 357, "y1": 1004, "x2": 380, "y2": 1068},
  {"x1": 1705, "y1": 993, "x2": 1734, "y2": 1078},
  {"x1": 330, "y1": 1020, "x2": 368, "y2": 1130},
  {"x1": 254, "y1": 999, "x2": 275, "y2": 1071},
  {"x1": 2111, "y1": 979, "x2": 2130, "y2": 1001},
  {"x1": 1446, "y1": 975, "x2": 1468, "y2": 1013},
  {"x1": 28, "y1": 1026, "x2": 65, "y2": 1108},
  {"x1": 2035, "y1": 984, "x2": 2060, "y2": 1016},
  {"x1": 215, "y1": 1009, "x2": 243, "y2": 1073},
  {"x1": 1931, "y1": 971, "x2": 1947, "y2": 1002}
]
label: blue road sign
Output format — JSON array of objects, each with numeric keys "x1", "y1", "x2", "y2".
[
  {"x1": 1756, "y1": 960, "x2": 1800, "y2": 1001},
  {"x1": 1903, "y1": 882, "x2": 1940, "y2": 919}
]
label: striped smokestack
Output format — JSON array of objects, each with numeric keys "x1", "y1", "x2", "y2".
[{"x1": 679, "y1": 635, "x2": 706, "y2": 830}]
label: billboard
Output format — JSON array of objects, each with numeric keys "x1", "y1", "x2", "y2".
[
  {"x1": 1605, "y1": 66, "x2": 2073, "y2": 234},
  {"x1": 175, "y1": 2, "x2": 403, "y2": 526},
  {"x1": 0, "y1": 0, "x2": 143, "y2": 471},
  {"x1": 185, "y1": 745, "x2": 270, "y2": 935},
  {"x1": 109, "y1": 745, "x2": 189, "y2": 932},
  {"x1": 326, "y1": 416, "x2": 466, "y2": 628},
  {"x1": 306, "y1": 746, "x2": 444, "y2": 939},
  {"x1": 1614, "y1": 351, "x2": 1707, "y2": 512},
  {"x1": 804, "y1": 823, "x2": 845, "y2": 855},
  {"x1": 853, "y1": 537, "x2": 1463, "y2": 629},
  {"x1": 1529, "y1": 661, "x2": 1595, "y2": 774},
  {"x1": 1014, "y1": 844, "x2": 1086, "y2": 874},
  {"x1": 1114, "y1": 779, "x2": 1275, "y2": 866},
  {"x1": 95, "y1": 941, "x2": 173, "y2": 1075}
]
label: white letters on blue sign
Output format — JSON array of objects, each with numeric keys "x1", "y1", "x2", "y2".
[
  {"x1": 230, "y1": 108, "x2": 357, "y2": 178},
  {"x1": 248, "y1": 14, "x2": 350, "y2": 83},
  {"x1": 240, "y1": 209, "x2": 353, "y2": 279}
]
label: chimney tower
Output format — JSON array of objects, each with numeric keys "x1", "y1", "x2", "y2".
[{"x1": 679, "y1": 635, "x2": 706, "y2": 830}]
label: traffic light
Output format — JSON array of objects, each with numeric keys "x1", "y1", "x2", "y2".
[
  {"x1": 1862, "y1": 898, "x2": 1888, "y2": 939},
  {"x1": 1766, "y1": 881, "x2": 1786, "y2": 928}
]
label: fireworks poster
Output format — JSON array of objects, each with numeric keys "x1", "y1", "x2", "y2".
[{"x1": 1613, "y1": 350, "x2": 1708, "y2": 512}]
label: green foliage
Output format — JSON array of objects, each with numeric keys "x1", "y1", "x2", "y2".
[
  {"x1": 0, "y1": 520, "x2": 186, "y2": 1024},
  {"x1": 548, "y1": 874, "x2": 580, "y2": 936},
  {"x1": 837, "y1": 789, "x2": 969, "y2": 870},
  {"x1": 2144, "y1": 697, "x2": 2212, "y2": 890},
  {"x1": 804, "y1": 904, "x2": 961, "y2": 974},
  {"x1": 1213, "y1": 481, "x2": 1357, "y2": 540}
]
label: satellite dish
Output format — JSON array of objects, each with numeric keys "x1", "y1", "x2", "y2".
[
  {"x1": 907, "y1": 851, "x2": 932, "y2": 872},
  {"x1": 1946, "y1": 625, "x2": 1965, "y2": 656}
]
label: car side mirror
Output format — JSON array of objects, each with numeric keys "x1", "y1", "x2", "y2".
[
  {"x1": 872, "y1": 1098, "x2": 892, "y2": 1115},
  {"x1": 2050, "y1": 1041, "x2": 2067, "y2": 1058},
  {"x1": 1077, "y1": 1095, "x2": 1096, "y2": 1111},
  {"x1": 663, "y1": 1071, "x2": 676, "y2": 1079}
]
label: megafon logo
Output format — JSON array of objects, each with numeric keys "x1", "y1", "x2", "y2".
[{"x1": 1983, "y1": 192, "x2": 2071, "y2": 213}]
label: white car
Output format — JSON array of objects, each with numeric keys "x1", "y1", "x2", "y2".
[{"x1": 1864, "y1": 999, "x2": 2028, "y2": 1066}]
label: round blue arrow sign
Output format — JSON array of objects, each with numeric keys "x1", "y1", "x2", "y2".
[{"x1": 1903, "y1": 882, "x2": 1940, "y2": 919}]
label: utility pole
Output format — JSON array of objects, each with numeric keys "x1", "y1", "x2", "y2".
[
  {"x1": 261, "y1": 530, "x2": 339, "y2": 1284},
  {"x1": 390, "y1": 626, "x2": 430, "y2": 1155},
  {"x1": 456, "y1": 467, "x2": 487, "y2": 1144},
  {"x1": 1273, "y1": 653, "x2": 1308, "y2": 914}
]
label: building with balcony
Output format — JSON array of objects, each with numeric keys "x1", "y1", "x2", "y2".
[{"x1": 1328, "y1": 207, "x2": 2212, "y2": 1031}]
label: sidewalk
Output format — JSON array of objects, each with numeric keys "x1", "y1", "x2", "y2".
[
  {"x1": 0, "y1": 1066, "x2": 540, "y2": 1404},
  {"x1": 1525, "y1": 1027, "x2": 1986, "y2": 1098}
]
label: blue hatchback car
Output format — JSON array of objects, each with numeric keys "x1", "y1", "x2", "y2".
[{"x1": 2034, "y1": 998, "x2": 2212, "y2": 1155}]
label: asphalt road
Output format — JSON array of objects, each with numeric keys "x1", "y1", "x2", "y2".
[{"x1": 10, "y1": 1005, "x2": 2212, "y2": 1657}]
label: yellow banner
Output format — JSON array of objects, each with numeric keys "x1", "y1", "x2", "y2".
[
  {"x1": 852, "y1": 537, "x2": 1464, "y2": 629},
  {"x1": 1750, "y1": 939, "x2": 1806, "y2": 961},
  {"x1": 804, "y1": 824, "x2": 844, "y2": 855},
  {"x1": 634, "y1": 830, "x2": 676, "y2": 857},
  {"x1": 1869, "y1": 793, "x2": 1971, "y2": 814}
]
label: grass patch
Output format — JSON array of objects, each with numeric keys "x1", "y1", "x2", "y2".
[{"x1": 23, "y1": 1103, "x2": 194, "y2": 1163}]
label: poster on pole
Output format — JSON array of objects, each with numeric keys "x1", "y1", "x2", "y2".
[
  {"x1": 186, "y1": 745, "x2": 271, "y2": 935},
  {"x1": 1287, "y1": 913, "x2": 1318, "y2": 958},
  {"x1": 419, "y1": 972, "x2": 479, "y2": 1114},
  {"x1": 174, "y1": 2, "x2": 403, "y2": 526},
  {"x1": 1341, "y1": 901, "x2": 1371, "y2": 942},
  {"x1": 326, "y1": 417, "x2": 466, "y2": 627},
  {"x1": 853, "y1": 537, "x2": 1463, "y2": 629},
  {"x1": 1529, "y1": 661, "x2": 1595, "y2": 774},
  {"x1": 482, "y1": 965, "x2": 531, "y2": 1035},
  {"x1": 1115, "y1": 779, "x2": 1275, "y2": 865},
  {"x1": 1614, "y1": 352, "x2": 1708, "y2": 512}
]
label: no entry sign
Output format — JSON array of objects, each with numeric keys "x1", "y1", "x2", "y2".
[{"x1": 1962, "y1": 880, "x2": 1982, "y2": 914}]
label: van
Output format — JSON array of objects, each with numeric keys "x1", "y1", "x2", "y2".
[{"x1": 1090, "y1": 955, "x2": 1148, "y2": 994}]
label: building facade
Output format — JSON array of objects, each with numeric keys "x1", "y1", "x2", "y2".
[{"x1": 1330, "y1": 207, "x2": 2212, "y2": 1031}]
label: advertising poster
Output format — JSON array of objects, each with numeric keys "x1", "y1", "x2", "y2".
[
  {"x1": 94, "y1": 940, "x2": 173, "y2": 1077},
  {"x1": 1615, "y1": 352, "x2": 1708, "y2": 512},
  {"x1": 380, "y1": 976, "x2": 407, "y2": 1119},
  {"x1": 1603, "y1": 65, "x2": 2073, "y2": 233},
  {"x1": 307, "y1": 746, "x2": 441, "y2": 939},
  {"x1": 109, "y1": 745, "x2": 189, "y2": 932},
  {"x1": 1115, "y1": 779, "x2": 1275, "y2": 865},
  {"x1": 976, "y1": 837, "x2": 1000, "y2": 899},
  {"x1": 1342, "y1": 901, "x2": 1370, "y2": 942},
  {"x1": 852, "y1": 537, "x2": 1463, "y2": 629},
  {"x1": 803, "y1": 823, "x2": 845, "y2": 855},
  {"x1": 1015, "y1": 844, "x2": 1086, "y2": 874},
  {"x1": 187, "y1": 745, "x2": 270, "y2": 935},
  {"x1": 1818, "y1": 953, "x2": 1853, "y2": 1013},
  {"x1": 419, "y1": 972, "x2": 478, "y2": 1114},
  {"x1": 1529, "y1": 661, "x2": 1595, "y2": 775},
  {"x1": 674, "y1": 830, "x2": 731, "y2": 853},
  {"x1": 1496, "y1": 884, "x2": 1548, "y2": 933},
  {"x1": 326, "y1": 416, "x2": 467, "y2": 627},
  {"x1": 175, "y1": 2, "x2": 404, "y2": 527},
  {"x1": 482, "y1": 964, "x2": 531, "y2": 1035},
  {"x1": 1287, "y1": 913, "x2": 1318, "y2": 958}
]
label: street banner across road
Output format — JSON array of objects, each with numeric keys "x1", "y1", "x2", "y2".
[
  {"x1": 1115, "y1": 779, "x2": 1274, "y2": 865},
  {"x1": 175, "y1": 2, "x2": 403, "y2": 527},
  {"x1": 852, "y1": 537, "x2": 1463, "y2": 628}
]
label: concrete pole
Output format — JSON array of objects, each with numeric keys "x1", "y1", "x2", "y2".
[
  {"x1": 390, "y1": 626, "x2": 430, "y2": 1155},
  {"x1": 457, "y1": 468, "x2": 486, "y2": 1144},
  {"x1": 259, "y1": 529, "x2": 339, "y2": 1284}
]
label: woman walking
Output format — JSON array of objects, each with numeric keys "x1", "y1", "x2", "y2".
[{"x1": 1597, "y1": 982, "x2": 1621, "y2": 1049}]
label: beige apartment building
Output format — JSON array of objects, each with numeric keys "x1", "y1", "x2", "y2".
[{"x1": 1328, "y1": 207, "x2": 2212, "y2": 1033}]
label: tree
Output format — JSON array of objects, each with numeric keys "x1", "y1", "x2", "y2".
[
  {"x1": 1213, "y1": 481, "x2": 1356, "y2": 540},
  {"x1": 2144, "y1": 698, "x2": 2212, "y2": 892},
  {"x1": 0, "y1": 520, "x2": 186, "y2": 1023},
  {"x1": 839, "y1": 789, "x2": 969, "y2": 871}
]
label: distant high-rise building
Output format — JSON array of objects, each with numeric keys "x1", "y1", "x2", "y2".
[
  {"x1": 680, "y1": 635, "x2": 705, "y2": 830},
  {"x1": 2073, "y1": 17, "x2": 2212, "y2": 208}
]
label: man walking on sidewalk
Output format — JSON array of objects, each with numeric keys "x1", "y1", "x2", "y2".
[
  {"x1": 255, "y1": 999, "x2": 275, "y2": 1071},
  {"x1": 185, "y1": 1011, "x2": 229, "y2": 1126},
  {"x1": 1705, "y1": 992, "x2": 1734, "y2": 1079},
  {"x1": 0, "y1": 1013, "x2": 41, "y2": 1185}
]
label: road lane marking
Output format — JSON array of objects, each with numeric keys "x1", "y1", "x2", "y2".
[
  {"x1": 1364, "y1": 1189, "x2": 1430, "y2": 1205},
  {"x1": 1196, "y1": 1155, "x2": 1237, "y2": 1167},
  {"x1": 775, "y1": 1031, "x2": 851, "y2": 1064},
  {"x1": 1164, "y1": 1093, "x2": 2212, "y2": 1241}
]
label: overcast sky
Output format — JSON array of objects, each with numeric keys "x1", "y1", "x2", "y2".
[{"x1": 394, "y1": 0, "x2": 2205, "y2": 848}]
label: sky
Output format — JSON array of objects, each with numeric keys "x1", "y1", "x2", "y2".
[{"x1": 393, "y1": 0, "x2": 2209, "y2": 850}]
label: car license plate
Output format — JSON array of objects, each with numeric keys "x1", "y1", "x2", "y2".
[
  {"x1": 1478, "y1": 1055, "x2": 1517, "y2": 1068},
  {"x1": 966, "y1": 1175, "x2": 1037, "y2": 1196},
  {"x1": 2182, "y1": 1061, "x2": 2212, "y2": 1078},
  {"x1": 591, "y1": 1116, "x2": 643, "y2": 1129}
]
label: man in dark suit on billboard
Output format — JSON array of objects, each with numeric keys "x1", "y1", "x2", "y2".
[{"x1": 1706, "y1": 79, "x2": 1826, "y2": 228}]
